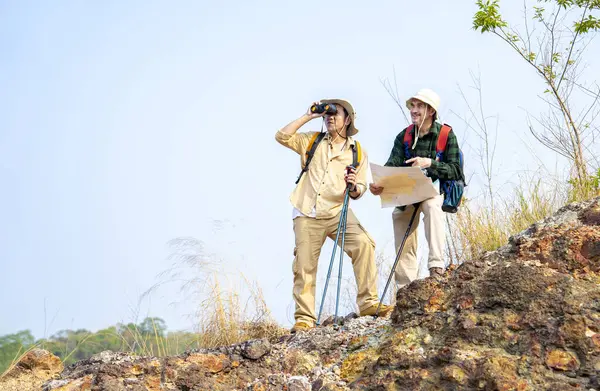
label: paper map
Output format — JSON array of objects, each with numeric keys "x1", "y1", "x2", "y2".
[{"x1": 369, "y1": 163, "x2": 439, "y2": 208}]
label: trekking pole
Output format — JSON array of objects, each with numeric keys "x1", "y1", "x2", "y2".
[
  {"x1": 316, "y1": 188, "x2": 350, "y2": 325},
  {"x1": 334, "y1": 191, "x2": 350, "y2": 321},
  {"x1": 316, "y1": 187, "x2": 350, "y2": 325},
  {"x1": 376, "y1": 202, "x2": 421, "y2": 316},
  {"x1": 316, "y1": 172, "x2": 353, "y2": 325}
]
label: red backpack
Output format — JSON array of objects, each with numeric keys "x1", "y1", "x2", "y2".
[{"x1": 402, "y1": 123, "x2": 453, "y2": 162}]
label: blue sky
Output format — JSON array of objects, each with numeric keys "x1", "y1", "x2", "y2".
[{"x1": 1, "y1": 1, "x2": 598, "y2": 337}]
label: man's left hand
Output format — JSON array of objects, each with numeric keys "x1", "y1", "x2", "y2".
[
  {"x1": 405, "y1": 157, "x2": 432, "y2": 169},
  {"x1": 345, "y1": 166, "x2": 358, "y2": 191}
]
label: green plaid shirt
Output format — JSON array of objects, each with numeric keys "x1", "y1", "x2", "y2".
[{"x1": 384, "y1": 122, "x2": 463, "y2": 182}]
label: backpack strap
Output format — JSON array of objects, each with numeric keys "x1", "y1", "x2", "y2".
[
  {"x1": 435, "y1": 124, "x2": 452, "y2": 161},
  {"x1": 351, "y1": 140, "x2": 362, "y2": 168},
  {"x1": 295, "y1": 132, "x2": 326, "y2": 184},
  {"x1": 403, "y1": 125, "x2": 414, "y2": 159}
]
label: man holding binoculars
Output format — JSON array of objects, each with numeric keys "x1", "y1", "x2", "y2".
[{"x1": 275, "y1": 99, "x2": 392, "y2": 333}]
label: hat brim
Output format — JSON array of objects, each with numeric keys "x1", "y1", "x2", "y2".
[
  {"x1": 321, "y1": 99, "x2": 359, "y2": 136},
  {"x1": 405, "y1": 96, "x2": 439, "y2": 113}
]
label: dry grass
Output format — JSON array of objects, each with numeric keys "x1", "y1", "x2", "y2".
[
  {"x1": 446, "y1": 173, "x2": 593, "y2": 263},
  {"x1": 567, "y1": 168, "x2": 600, "y2": 203},
  {"x1": 139, "y1": 237, "x2": 287, "y2": 351},
  {"x1": 194, "y1": 274, "x2": 286, "y2": 348}
]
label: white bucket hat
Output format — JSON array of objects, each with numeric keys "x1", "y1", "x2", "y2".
[
  {"x1": 405, "y1": 89, "x2": 441, "y2": 149},
  {"x1": 405, "y1": 88, "x2": 441, "y2": 113},
  {"x1": 320, "y1": 98, "x2": 359, "y2": 136}
]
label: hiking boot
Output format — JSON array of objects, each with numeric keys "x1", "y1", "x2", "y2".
[
  {"x1": 290, "y1": 321, "x2": 314, "y2": 334},
  {"x1": 429, "y1": 267, "x2": 444, "y2": 278},
  {"x1": 359, "y1": 303, "x2": 394, "y2": 317}
]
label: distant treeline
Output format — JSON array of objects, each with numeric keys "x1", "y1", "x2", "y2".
[{"x1": 0, "y1": 317, "x2": 199, "y2": 373}]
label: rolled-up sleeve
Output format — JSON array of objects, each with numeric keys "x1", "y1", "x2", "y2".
[{"x1": 275, "y1": 130, "x2": 313, "y2": 155}]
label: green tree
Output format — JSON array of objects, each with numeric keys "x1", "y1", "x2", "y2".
[
  {"x1": 138, "y1": 317, "x2": 167, "y2": 337},
  {"x1": 473, "y1": 0, "x2": 600, "y2": 196}
]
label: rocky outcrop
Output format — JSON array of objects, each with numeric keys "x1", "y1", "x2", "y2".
[
  {"x1": 0, "y1": 349, "x2": 64, "y2": 391},
  {"x1": 38, "y1": 318, "x2": 390, "y2": 391},
  {"x1": 2, "y1": 197, "x2": 599, "y2": 390},
  {"x1": 366, "y1": 196, "x2": 600, "y2": 390}
]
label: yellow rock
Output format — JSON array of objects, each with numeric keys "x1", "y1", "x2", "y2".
[
  {"x1": 53, "y1": 375, "x2": 94, "y2": 391},
  {"x1": 283, "y1": 349, "x2": 319, "y2": 375},
  {"x1": 0, "y1": 349, "x2": 64, "y2": 391},
  {"x1": 144, "y1": 375, "x2": 162, "y2": 391},
  {"x1": 348, "y1": 335, "x2": 368, "y2": 351},
  {"x1": 423, "y1": 334, "x2": 433, "y2": 345},
  {"x1": 130, "y1": 363, "x2": 144, "y2": 375},
  {"x1": 186, "y1": 353, "x2": 229, "y2": 373},
  {"x1": 504, "y1": 311, "x2": 521, "y2": 331},
  {"x1": 441, "y1": 364, "x2": 467, "y2": 385},
  {"x1": 249, "y1": 383, "x2": 267, "y2": 391},
  {"x1": 340, "y1": 348, "x2": 378, "y2": 383},
  {"x1": 545, "y1": 349, "x2": 580, "y2": 371},
  {"x1": 424, "y1": 287, "x2": 446, "y2": 313}
]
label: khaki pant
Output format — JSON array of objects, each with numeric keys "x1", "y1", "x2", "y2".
[
  {"x1": 392, "y1": 194, "x2": 446, "y2": 288},
  {"x1": 292, "y1": 209, "x2": 379, "y2": 325}
]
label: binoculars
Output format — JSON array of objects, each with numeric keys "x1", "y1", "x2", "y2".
[{"x1": 311, "y1": 103, "x2": 337, "y2": 115}]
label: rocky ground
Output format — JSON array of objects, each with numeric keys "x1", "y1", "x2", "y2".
[{"x1": 2, "y1": 196, "x2": 598, "y2": 390}]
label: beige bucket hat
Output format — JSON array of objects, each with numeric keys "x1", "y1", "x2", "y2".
[
  {"x1": 405, "y1": 89, "x2": 441, "y2": 113},
  {"x1": 320, "y1": 98, "x2": 359, "y2": 136}
]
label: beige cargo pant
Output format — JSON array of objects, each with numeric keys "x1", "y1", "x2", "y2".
[
  {"x1": 392, "y1": 194, "x2": 446, "y2": 288},
  {"x1": 292, "y1": 209, "x2": 379, "y2": 326}
]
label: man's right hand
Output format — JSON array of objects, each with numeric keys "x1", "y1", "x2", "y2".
[
  {"x1": 278, "y1": 102, "x2": 323, "y2": 137},
  {"x1": 369, "y1": 183, "x2": 384, "y2": 195},
  {"x1": 306, "y1": 101, "x2": 326, "y2": 120}
]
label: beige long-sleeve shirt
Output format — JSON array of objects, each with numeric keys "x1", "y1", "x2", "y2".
[{"x1": 276, "y1": 130, "x2": 368, "y2": 219}]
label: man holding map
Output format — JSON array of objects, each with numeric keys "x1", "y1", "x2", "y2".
[{"x1": 369, "y1": 89, "x2": 464, "y2": 287}]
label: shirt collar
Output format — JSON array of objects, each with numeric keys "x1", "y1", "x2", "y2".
[
  {"x1": 410, "y1": 121, "x2": 440, "y2": 138},
  {"x1": 323, "y1": 132, "x2": 356, "y2": 148}
]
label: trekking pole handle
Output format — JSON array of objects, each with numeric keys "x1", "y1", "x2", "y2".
[{"x1": 345, "y1": 165, "x2": 356, "y2": 190}]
